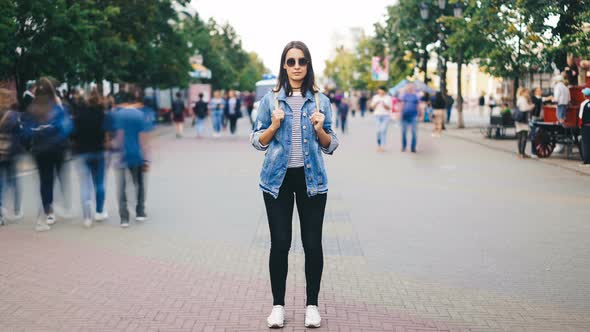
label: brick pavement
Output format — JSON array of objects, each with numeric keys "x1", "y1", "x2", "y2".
[{"x1": 1, "y1": 208, "x2": 589, "y2": 331}]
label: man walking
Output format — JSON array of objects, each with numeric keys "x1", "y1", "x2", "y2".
[
  {"x1": 113, "y1": 86, "x2": 150, "y2": 228},
  {"x1": 193, "y1": 93, "x2": 208, "y2": 138}
]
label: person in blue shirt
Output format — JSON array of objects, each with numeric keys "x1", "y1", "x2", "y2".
[
  {"x1": 399, "y1": 83, "x2": 421, "y2": 153},
  {"x1": 112, "y1": 86, "x2": 150, "y2": 228}
]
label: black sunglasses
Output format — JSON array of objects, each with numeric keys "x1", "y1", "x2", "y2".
[{"x1": 285, "y1": 57, "x2": 309, "y2": 67}]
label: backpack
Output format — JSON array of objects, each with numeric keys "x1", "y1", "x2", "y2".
[{"x1": 30, "y1": 123, "x2": 63, "y2": 154}]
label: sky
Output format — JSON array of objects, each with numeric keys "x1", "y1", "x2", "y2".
[{"x1": 188, "y1": 0, "x2": 394, "y2": 78}]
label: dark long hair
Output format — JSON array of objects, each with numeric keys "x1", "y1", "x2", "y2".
[
  {"x1": 29, "y1": 77, "x2": 58, "y2": 122},
  {"x1": 274, "y1": 41, "x2": 317, "y2": 97}
]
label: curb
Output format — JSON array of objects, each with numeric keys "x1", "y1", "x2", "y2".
[{"x1": 444, "y1": 126, "x2": 590, "y2": 177}]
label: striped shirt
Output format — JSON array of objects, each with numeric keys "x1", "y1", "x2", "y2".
[{"x1": 286, "y1": 93, "x2": 305, "y2": 168}]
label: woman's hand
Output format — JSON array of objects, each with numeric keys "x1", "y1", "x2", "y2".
[
  {"x1": 310, "y1": 111, "x2": 325, "y2": 132},
  {"x1": 270, "y1": 108, "x2": 285, "y2": 130}
]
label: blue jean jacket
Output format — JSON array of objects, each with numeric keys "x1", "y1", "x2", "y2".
[{"x1": 250, "y1": 89, "x2": 339, "y2": 198}]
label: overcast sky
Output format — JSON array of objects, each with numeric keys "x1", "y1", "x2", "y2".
[{"x1": 188, "y1": 0, "x2": 393, "y2": 78}]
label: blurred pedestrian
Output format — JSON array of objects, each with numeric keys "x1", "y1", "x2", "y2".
[
  {"x1": 478, "y1": 92, "x2": 485, "y2": 116},
  {"x1": 515, "y1": 88, "x2": 534, "y2": 159},
  {"x1": 209, "y1": 90, "x2": 224, "y2": 137},
  {"x1": 350, "y1": 91, "x2": 360, "y2": 117},
  {"x1": 22, "y1": 77, "x2": 73, "y2": 231},
  {"x1": 399, "y1": 83, "x2": 420, "y2": 153},
  {"x1": 489, "y1": 95, "x2": 497, "y2": 115},
  {"x1": 250, "y1": 40, "x2": 339, "y2": 329},
  {"x1": 445, "y1": 92, "x2": 454, "y2": 126},
  {"x1": 338, "y1": 98, "x2": 350, "y2": 134},
  {"x1": 112, "y1": 86, "x2": 150, "y2": 228},
  {"x1": 0, "y1": 89, "x2": 23, "y2": 225},
  {"x1": 530, "y1": 87, "x2": 545, "y2": 157},
  {"x1": 431, "y1": 91, "x2": 446, "y2": 137},
  {"x1": 565, "y1": 56, "x2": 579, "y2": 86},
  {"x1": 245, "y1": 91, "x2": 255, "y2": 126},
  {"x1": 371, "y1": 86, "x2": 392, "y2": 152},
  {"x1": 578, "y1": 88, "x2": 590, "y2": 165},
  {"x1": 193, "y1": 93, "x2": 208, "y2": 138},
  {"x1": 72, "y1": 88, "x2": 108, "y2": 227},
  {"x1": 359, "y1": 92, "x2": 368, "y2": 117},
  {"x1": 552, "y1": 75, "x2": 570, "y2": 124},
  {"x1": 21, "y1": 81, "x2": 36, "y2": 112},
  {"x1": 172, "y1": 92, "x2": 185, "y2": 138},
  {"x1": 224, "y1": 90, "x2": 241, "y2": 135}
]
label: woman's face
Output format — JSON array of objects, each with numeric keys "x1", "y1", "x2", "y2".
[
  {"x1": 283, "y1": 48, "x2": 308, "y2": 84},
  {"x1": 535, "y1": 88, "x2": 542, "y2": 96}
]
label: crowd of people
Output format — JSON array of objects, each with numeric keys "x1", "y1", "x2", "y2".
[
  {"x1": 171, "y1": 90, "x2": 256, "y2": 138},
  {"x1": 0, "y1": 78, "x2": 154, "y2": 231},
  {"x1": 324, "y1": 84, "x2": 455, "y2": 153}
]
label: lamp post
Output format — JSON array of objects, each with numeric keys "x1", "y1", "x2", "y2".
[
  {"x1": 454, "y1": 2, "x2": 465, "y2": 128},
  {"x1": 420, "y1": 0, "x2": 448, "y2": 94}
]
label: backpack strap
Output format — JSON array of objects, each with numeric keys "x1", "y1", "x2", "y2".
[
  {"x1": 314, "y1": 92, "x2": 321, "y2": 113},
  {"x1": 0, "y1": 111, "x2": 12, "y2": 130},
  {"x1": 274, "y1": 91, "x2": 279, "y2": 111}
]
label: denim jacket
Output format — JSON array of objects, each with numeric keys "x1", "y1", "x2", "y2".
[{"x1": 250, "y1": 89, "x2": 339, "y2": 198}]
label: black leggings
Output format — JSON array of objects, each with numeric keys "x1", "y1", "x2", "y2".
[
  {"x1": 517, "y1": 131, "x2": 528, "y2": 155},
  {"x1": 263, "y1": 167, "x2": 327, "y2": 306},
  {"x1": 34, "y1": 151, "x2": 66, "y2": 214}
]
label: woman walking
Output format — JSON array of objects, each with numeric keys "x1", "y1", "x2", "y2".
[
  {"x1": 515, "y1": 88, "x2": 534, "y2": 158},
  {"x1": 224, "y1": 90, "x2": 241, "y2": 135},
  {"x1": 371, "y1": 86, "x2": 392, "y2": 152},
  {"x1": 250, "y1": 41, "x2": 339, "y2": 328},
  {"x1": 209, "y1": 90, "x2": 224, "y2": 137},
  {"x1": 72, "y1": 88, "x2": 108, "y2": 227},
  {"x1": 22, "y1": 77, "x2": 73, "y2": 231},
  {"x1": 431, "y1": 91, "x2": 447, "y2": 137}
]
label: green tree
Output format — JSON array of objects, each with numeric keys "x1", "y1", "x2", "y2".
[
  {"x1": 474, "y1": 0, "x2": 551, "y2": 102},
  {"x1": 375, "y1": 1, "x2": 453, "y2": 89},
  {"x1": 181, "y1": 15, "x2": 267, "y2": 90},
  {"x1": 324, "y1": 47, "x2": 356, "y2": 91},
  {"x1": 4, "y1": 0, "x2": 98, "y2": 101},
  {"x1": 238, "y1": 52, "x2": 268, "y2": 91}
]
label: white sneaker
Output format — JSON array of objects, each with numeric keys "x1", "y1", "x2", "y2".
[
  {"x1": 94, "y1": 211, "x2": 109, "y2": 222},
  {"x1": 83, "y1": 219, "x2": 93, "y2": 228},
  {"x1": 46, "y1": 214, "x2": 56, "y2": 225},
  {"x1": 13, "y1": 210, "x2": 23, "y2": 220},
  {"x1": 120, "y1": 221, "x2": 129, "y2": 228},
  {"x1": 266, "y1": 305, "x2": 285, "y2": 328},
  {"x1": 35, "y1": 221, "x2": 51, "y2": 232},
  {"x1": 304, "y1": 305, "x2": 321, "y2": 328}
]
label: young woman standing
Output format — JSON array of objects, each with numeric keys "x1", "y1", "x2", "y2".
[
  {"x1": 515, "y1": 88, "x2": 534, "y2": 158},
  {"x1": 250, "y1": 41, "x2": 339, "y2": 328}
]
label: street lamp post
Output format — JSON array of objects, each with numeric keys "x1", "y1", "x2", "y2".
[
  {"x1": 419, "y1": 3, "x2": 430, "y2": 85},
  {"x1": 454, "y1": 2, "x2": 465, "y2": 128},
  {"x1": 420, "y1": 1, "x2": 448, "y2": 95}
]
